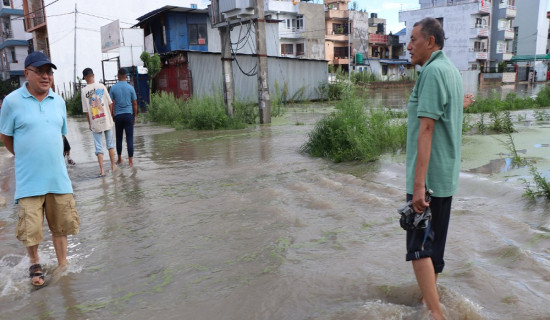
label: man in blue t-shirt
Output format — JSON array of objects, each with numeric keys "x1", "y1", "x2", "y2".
[
  {"x1": 109, "y1": 68, "x2": 138, "y2": 167},
  {"x1": 0, "y1": 52, "x2": 79, "y2": 288}
]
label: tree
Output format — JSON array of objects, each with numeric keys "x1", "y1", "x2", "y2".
[{"x1": 140, "y1": 51, "x2": 162, "y2": 109}]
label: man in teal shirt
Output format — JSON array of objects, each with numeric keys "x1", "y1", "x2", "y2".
[{"x1": 405, "y1": 18, "x2": 472, "y2": 319}]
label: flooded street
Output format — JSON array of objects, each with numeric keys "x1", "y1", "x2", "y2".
[{"x1": 0, "y1": 97, "x2": 549, "y2": 319}]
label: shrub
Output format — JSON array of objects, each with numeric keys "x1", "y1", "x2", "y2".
[
  {"x1": 65, "y1": 90, "x2": 82, "y2": 116},
  {"x1": 301, "y1": 88, "x2": 407, "y2": 163}
]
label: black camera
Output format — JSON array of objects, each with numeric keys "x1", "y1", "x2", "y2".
[{"x1": 398, "y1": 189, "x2": 433, "y2": 231}]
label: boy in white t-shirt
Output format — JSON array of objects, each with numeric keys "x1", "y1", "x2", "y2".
[{"x1": 81, "y1": 68, "x2": 115, "y2": 176}]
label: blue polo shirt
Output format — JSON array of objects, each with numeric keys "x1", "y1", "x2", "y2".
[
  {"x1": 109, "y1": 81, "x2": 137, "y2": 116},
  {"x1": 0, "y1": 82, "x2": 73, "y2": 201}
]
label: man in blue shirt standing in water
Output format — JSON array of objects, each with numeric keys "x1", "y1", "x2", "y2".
[
  {"x1": 109, "y1": 68, "x2": 138, "y2": 167},
  {"x1": 0, "y1": 52, "x2": 79, "y2": 288}
]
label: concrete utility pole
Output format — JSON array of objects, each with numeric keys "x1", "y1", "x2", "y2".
[
  {"x1": 220, "y1": 26, "x2": 235, "y2": 116},
  {"x1": 254, "y1": 0, "x2": 271, "y2": 124}
]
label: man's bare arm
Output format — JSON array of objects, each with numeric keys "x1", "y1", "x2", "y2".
[{"x1": 0, "y1": 133, "x2": 14, "y2": 155}]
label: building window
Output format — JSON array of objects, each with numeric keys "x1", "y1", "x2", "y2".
[
  {"x1": 2, "y1": 0, "x2": 10, "y2": 7},
  {"x1": 332, "y1": 23, "x2": 347, "y2": 35},
  {"x1": 189, "y1": 24, "x2": 207, "y2": 45},
  {"x1": 281, "y1": 43, "x2": 293, "y2": 55},
  {"x1": 334, "y1": 47, "x2": 347, "y2": 58},
  {"x1": 471, "y1": 64, "x2": 478, "y2": 70},
  {"x1": 296, "y1": 43, "x2": 304, "y2": 56},
  {"x1": 382, "y1": 65, "x2": 388, "y2": 75},
  {"x1": 296, "y1": 15, "x2": 304, "y2": 30},
  {"x1": 190, "y1": 4, "x2": 197, "y2": 8}
]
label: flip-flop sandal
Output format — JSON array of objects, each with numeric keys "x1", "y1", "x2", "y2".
[
  {"x1": 67, "y1": 159, "x2": 76, "y2": 165},
  {"x1": 29, "y1": 264, "x2": 46, "y2": 289}
]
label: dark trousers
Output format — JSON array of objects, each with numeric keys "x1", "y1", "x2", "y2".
[{"x1": 114, "y1": 113, "x2": 134, "y2": 158}]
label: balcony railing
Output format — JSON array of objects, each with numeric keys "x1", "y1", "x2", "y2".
[
  {"x1": 325, "y1": 9, "x2": 348, "y2": 20},
  {"x1": 471, "y1": 26, "x2": 489, "y2": 38},
  {"x1": 478, "y1": 0, "x2": 490, "y2": 14},
  {"x1": 25, "y1": 8, "x2": 46, "y2": 31},
  {"x1": 506, "y1": 6, "x2": 517, "y2": 18},
  {"x1": 504, "y1": 28, "x2": 514, "y2": 39}
]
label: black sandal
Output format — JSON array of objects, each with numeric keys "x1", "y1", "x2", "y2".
[{"x1": 29, "y1": 264, "x2": 46, "y2": 288}]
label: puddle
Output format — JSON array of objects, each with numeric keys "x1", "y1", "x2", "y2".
[
  {"x1": 534, "y1": 144, "x2": 549, "y2": 148},
  {"x1": 467, "y1": 158, "x2": 514, "y2": 174}
]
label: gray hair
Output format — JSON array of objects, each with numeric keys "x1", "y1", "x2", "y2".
[{"x1": 413, "y1": 18, "x2": 445, "y2": 49}]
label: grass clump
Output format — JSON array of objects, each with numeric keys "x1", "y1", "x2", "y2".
[
  {"x1": 301, "y1": 87, "x2": 406, "y2": 163},
  {"x1": 65, "y1": 90, "x2": 82, "y2": 116},
  {"x1": 149, "y1": 91, "x2": 247, "y2": 130}
]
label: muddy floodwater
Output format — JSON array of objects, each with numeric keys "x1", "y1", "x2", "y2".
[{"x1": 0, "y1": 97, "x2": 549, "y2": 319}]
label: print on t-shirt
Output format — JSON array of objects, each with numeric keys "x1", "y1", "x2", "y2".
[{"x1": 86, "y1": 88, "x2": 107, "y2": 120}]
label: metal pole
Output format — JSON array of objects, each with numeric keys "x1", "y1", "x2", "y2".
[
  {"x1": 73, "y1": 3, "x2": 77, "y2": 89},
  {"x1": 348, "y1": 8, "x2": 351, "y2": 83}
]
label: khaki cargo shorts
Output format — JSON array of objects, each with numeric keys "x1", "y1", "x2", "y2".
[{"x1": 16, "y1": 193, "x2": 79, "y2": 247}]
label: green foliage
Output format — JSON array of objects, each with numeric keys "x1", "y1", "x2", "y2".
[
  {"x1": 533, "y1": 109, "x2": 550, "y2": 122},
  {"x1": 523, "y1": 165, "x2": 550, "y2": 200},
  {"x1": 489, "y1": 110, "x2": 515, "y2": 134},
  {"x1": 498, "y1": 133, "x2": 525, "y2": 167},
  {"x1": 535, "y1": 85, "x2": 550, "y2": 108},
  {"x1": 65, "y1": 90, "x2": 82, "y2": 116},
  {"x1": 149, "y1": 91, "x2": 246, "y2": 130},
  {"x1": 140, "y1": 52, "x2": 162, "y2": 79},
  {"x1": 0, "y1": 79, "x2": 18, "y2": 98},
  {"x1": 301, "y1": 88, "x2": 407, "y2": 163}
]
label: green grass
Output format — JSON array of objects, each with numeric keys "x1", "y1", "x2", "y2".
[{"x1": 301, "y1": 87, "x2": 407, "y2": 163}]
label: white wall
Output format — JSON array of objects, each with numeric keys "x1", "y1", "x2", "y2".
[
  {"x1": 399, "y1": 2, "x2": 478, "y2": 71},
  {"x1": 515, "y1": 0, "x2": 549, "y2": 55},
  {"x1": 207, "y1": 21, "x2": 280, "y2": 57}
]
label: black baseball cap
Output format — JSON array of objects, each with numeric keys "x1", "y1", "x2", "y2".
[
  {"x1": 24, "y1": 51, "x2": 57, "y2": 69},
  {"x1": 82, "y1": 68, "x2": 93, "y2": 77}
]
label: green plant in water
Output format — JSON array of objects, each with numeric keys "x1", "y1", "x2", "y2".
[
  {"x1": 489, "y1": 110, "x2": 515, "y2": 134},
  {"x1": 476, "y1": 113, "x2": 487, "y2": 135},
  {"x1": 301, "y1": 86, "x2": 407, "y2": 163},
  {"x1": 523, "y1": 164, "x2": 550, "y2": 200},
  {"x1": 497, "y1": 132, "x2": 525, "y2": 168}
]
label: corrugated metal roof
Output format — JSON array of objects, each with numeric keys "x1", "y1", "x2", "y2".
[{"x1": 510, "y1": 54, "x2": 550, "y2": 62}]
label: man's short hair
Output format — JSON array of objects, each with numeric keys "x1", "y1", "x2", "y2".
[
  {"x1": 413, "y1": 18, "x2": 445, "y2": 49},
  {"x1": 117, "y1": 68, "x2": 127, "y2": 77},
  {"x1": 82, "y1": 68, "x2": 93, "y2": 77}
]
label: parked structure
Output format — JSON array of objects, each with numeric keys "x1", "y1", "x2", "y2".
[
  {"x1": 399, "y1": 0, "x2": 516, "y2": 73},
  {"x1": 0, "y1": 0, "x2": 29, "y2": 85},
  {"x1": 135, "y1": 5, "x2": 327, "y2": 101}
]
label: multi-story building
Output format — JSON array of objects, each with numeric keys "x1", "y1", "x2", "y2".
[
  {"x1": 399, "y1": 0, "x2": 516, "y2": 72},
  {"x1": 324, "y1": 0, "x2": 351, "y2": 69},
  {"x1": 513, "y1": 0, "x2": 548, "y2": 81},
  {"x1": 22, "y1": 0, "x2": 48, "y2": 57},
  {"x1": 265, "y1": 0, "x2": 325, "y2": 60},
  {"x1": 1, "y1": 0, "x2": 30, "y2": 84}
]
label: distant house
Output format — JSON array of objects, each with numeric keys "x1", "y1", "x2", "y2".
[
  {"x1": 134, "y1": 5, "x2": 327, "y2": 102},
  {"x1": 0, "y1": 0, "x2": 31, "y2": 85}
]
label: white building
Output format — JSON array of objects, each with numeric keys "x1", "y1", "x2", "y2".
[
  {"x1": 399, "y1": 0, "x2": 515, "y2": 73},
  {"x1": 0, "y1": 0, "x2": 31, "y2": 85},
  {"x1": 513, "y1": 0, "x2": 549, "y2": 81}
]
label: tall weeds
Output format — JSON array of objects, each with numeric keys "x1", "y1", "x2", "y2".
[
  {"x1": 301, "y1": 87, "x2": 406, "y2": 163},
  {"x1": 149, "y1": 91, "x2": 246, "y2": 130}
]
